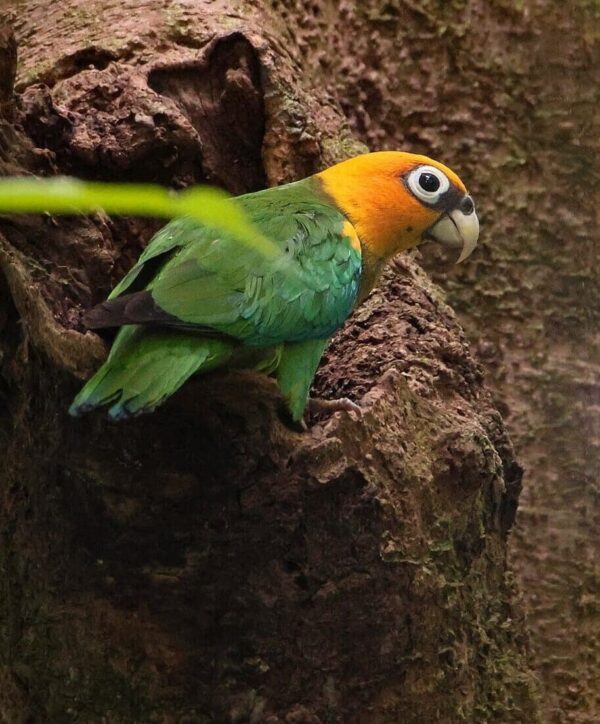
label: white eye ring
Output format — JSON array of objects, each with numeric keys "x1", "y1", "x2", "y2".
[{"x1": 407, "y1": 165, "x2": 450, "y2": 204}]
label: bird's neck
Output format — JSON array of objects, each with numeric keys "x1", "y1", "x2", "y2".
[
  {"x1": 295, "y1": 176, "x2": 398, "y2": 304},
  {"x1": 313, "y1": 167, "x2": 423, "y2": 261}
]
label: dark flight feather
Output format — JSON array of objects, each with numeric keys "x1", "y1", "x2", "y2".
[{"x1": 83, "y1": 291, "x2": 176, "y2": 329}]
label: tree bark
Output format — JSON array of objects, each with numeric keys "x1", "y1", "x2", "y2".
[
  {"x1": 261, "y1": 2, "x2": 600, "y2": 721},
  {"x1": 0, "y1": 1, "x2": 543, "y2": 721}
]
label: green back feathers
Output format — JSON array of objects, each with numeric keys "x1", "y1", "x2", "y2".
[{"x1": 103, "y1": 179, "x2": 362, "y2": 345}]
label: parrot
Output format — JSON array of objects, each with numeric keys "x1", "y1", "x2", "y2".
[{"x1": 69, "y1": 151, "x2": 479, "y2": 422}]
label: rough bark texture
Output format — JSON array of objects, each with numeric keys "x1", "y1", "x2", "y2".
[
  {"x1": 278, "y1": 2, "x2": 598, "y2": 721},
  {"x1": 1, "y1": 0, "x2": 587, "y2": 720}
]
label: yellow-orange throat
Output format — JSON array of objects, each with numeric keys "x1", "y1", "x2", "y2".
[{"x1": 316, "y1": 151, "x2": 466, "y2": 259}]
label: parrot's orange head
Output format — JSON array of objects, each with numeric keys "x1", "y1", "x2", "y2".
[{"x1": 316, "y1": 151, "x2": 479, "y2": 263}]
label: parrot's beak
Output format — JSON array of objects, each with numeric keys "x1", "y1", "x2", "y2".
[{"x1": 425, "y1": 200, "x2": 480, "y2": 263}]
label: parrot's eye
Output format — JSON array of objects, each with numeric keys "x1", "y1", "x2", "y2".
[
  {"x1": 419, "y1": 173, "x2": 440, "y2": 192},
  {"x1": 407, "y1": 165, "x2": 450, "y2": 205}
]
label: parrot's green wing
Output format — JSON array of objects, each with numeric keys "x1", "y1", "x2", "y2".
[{"x1": 88, "y1": 180, "x2": 363, "y2": 348}]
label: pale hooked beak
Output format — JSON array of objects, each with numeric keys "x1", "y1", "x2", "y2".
[{"x1": 425, "y1": 197, "x2": 480, "y2": 263}]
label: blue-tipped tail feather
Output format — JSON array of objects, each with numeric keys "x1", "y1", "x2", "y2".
[{"x1": 69, "y1": 326, "x2": 234, "y2": 419}]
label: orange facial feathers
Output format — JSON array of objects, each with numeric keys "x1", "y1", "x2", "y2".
[{"x1": 316, "y1": 151, "x2": 467, "y2": 259}]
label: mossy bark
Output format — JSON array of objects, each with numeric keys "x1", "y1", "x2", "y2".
[{"x1": 0, "y1": 1, "x2": 543, "y2": 721}]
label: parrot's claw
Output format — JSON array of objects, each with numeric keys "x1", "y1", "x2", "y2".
[{"x1": 308, "y1": 396, "x2": 362, "y2": 418}]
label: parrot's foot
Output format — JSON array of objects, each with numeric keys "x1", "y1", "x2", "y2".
[
  {"x1": 308, "y1": 396, "x2": 362, "y2": 417},
  {"x1": 278, "y1": 397, "x2": 361, "y2": 432}
]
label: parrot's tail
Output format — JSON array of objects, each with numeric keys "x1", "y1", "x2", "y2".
[{"x1": 69, "y1": 325, "x2": 234, "y2": 420}]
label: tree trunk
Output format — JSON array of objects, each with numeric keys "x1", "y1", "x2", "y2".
[
  {"x1": 0, "y1": 1, "x2": 542, "y2": 721},
  {"x1": 258, "y1": 2, "x2": 600, "y2": 721}
]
